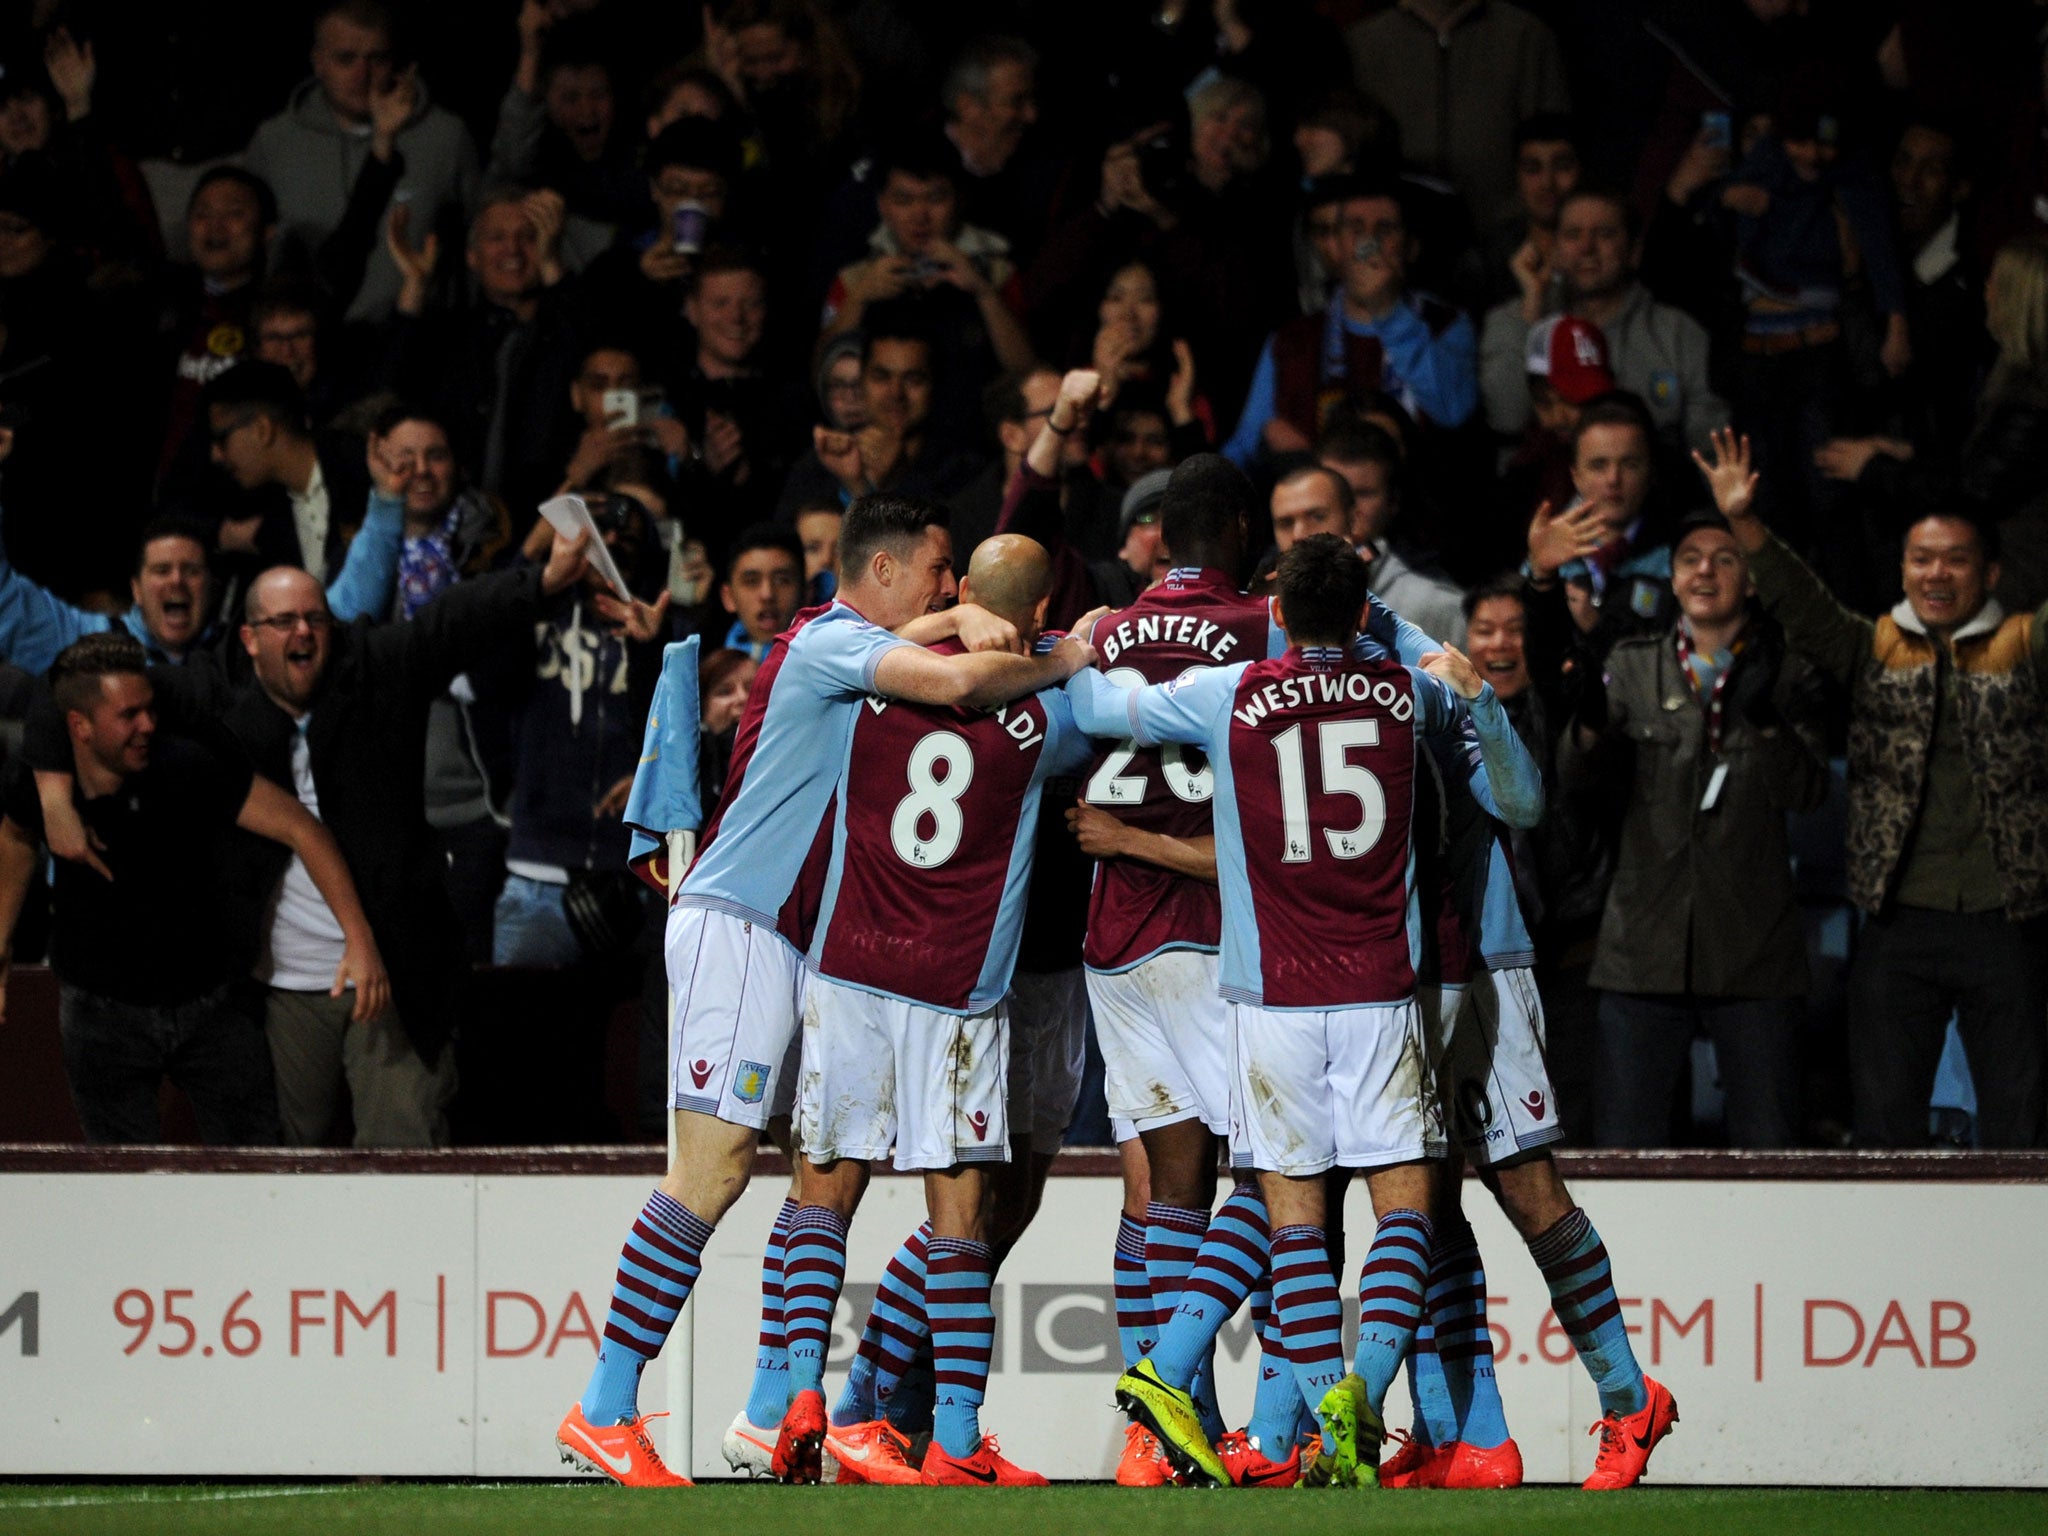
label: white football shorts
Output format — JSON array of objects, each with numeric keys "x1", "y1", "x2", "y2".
[
  {"x1": 1228, "y1": 998, "x2": 1444, "y2": 1177},
  {"x1": 1007, "y1": 968, "x2": 1088, "y2": 1155},
  {"x1": 667, "y1": 904, "x2": 803, "y2": 1129},
  {"x1": 1424, "y1": 966, "x2": 1563, "y2": 1167},
  {"x1": 1087, "y1": 949, "x2": 1231, "y2": 1136},
  {"x1": 797, "y1": 974, "x2": 1011, "y2": 1172}
]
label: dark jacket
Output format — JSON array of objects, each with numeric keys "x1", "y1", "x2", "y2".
[
  {"x1": 1562, "y1": 613, "x2": 1830, "y2": 997},
  {"x1": 383, "y1": 285, "x2": 588, "y2": 525},
  {"x1": 29, "y1": 564, "x2": 552, "y2": 1055},
  {"x1": 477, "y1": 588, "x2": 662, "y2": 874}
]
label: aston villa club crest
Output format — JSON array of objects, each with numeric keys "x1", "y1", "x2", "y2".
[{"x1": 732, "y1": 1060, "x2": 771, "y2": 1104}]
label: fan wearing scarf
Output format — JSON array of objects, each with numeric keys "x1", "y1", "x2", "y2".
[{"x1": 1558, "y1": 494, "x2": 1829, "y2": 1150}]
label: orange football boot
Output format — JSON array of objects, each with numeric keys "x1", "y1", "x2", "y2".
[
  {"x1": 772, "y1": 1388, "x2": 828, "y2": 1484},
  {"x1": 555, "y1": 1404, "x2": 691, "y2": 1487},
  {"x1": 921, "y1": 1434, "x2": 1049, "y2": 1486},
  {"x1": 1216, "y1": 1427, "x2": 1301, "y2": 1488},
  {"x1": 1377, "y1": 1428, "x2": 1447, "y2": 1489},
  {"x1": 1583, "y1": 1377, "x2": 1678, "y2": 1490},
  {"x1": 1115, "y1": 1422, "x2": 1170, "y2": 1487},
  {"x1": 825, "y1": 1419, "x2": 923, "y2": 1485},
  {"x1": 1440, "y1": 1438, "x2": 1523, "y2": 1489}
]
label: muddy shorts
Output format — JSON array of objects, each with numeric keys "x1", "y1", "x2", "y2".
[
  {"x1": 795, "y1": 974, "x2": 1011, "y2": 1171},
  {"x1": 1227, "y1": 998, "x2": 1443, "y2": 1177}
]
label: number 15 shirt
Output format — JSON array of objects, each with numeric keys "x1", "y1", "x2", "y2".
[{"x1": 1065, "y1": 647, "x2": 1535, "y2": 1010}]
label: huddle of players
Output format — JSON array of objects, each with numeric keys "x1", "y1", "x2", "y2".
[{"x1": 553, "y1": 455, "x2": 1678, "y2": 1491}]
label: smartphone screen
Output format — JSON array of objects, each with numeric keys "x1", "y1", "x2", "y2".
[{"x1": 601, "y1": 389, "x2": 639, "y2": 430}]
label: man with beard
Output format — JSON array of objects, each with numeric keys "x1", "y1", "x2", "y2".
[
  {"x1": 0, "y1": 632, "x2": 387, "y2": 1146},
  {"x1": 28, "y1": 520, "x2": 600, "y2": 1146}
]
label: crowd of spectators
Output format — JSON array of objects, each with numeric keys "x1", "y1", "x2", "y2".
[{"x1": 0, "y1": 0, "x2": 2043, "y2": 1153}]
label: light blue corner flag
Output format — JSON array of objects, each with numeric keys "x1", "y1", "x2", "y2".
[{"x1": 625, "y1": 636, "x2": 702, "y2": 894}]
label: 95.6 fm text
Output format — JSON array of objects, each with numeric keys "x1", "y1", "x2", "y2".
[{"x1": 112, "y1": 1280, "x2": 450, "y2": 1363}]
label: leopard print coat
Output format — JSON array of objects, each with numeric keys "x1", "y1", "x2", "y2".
[{"x1": 1847, "y1": 610, "x2": 2048, "y2": 919}]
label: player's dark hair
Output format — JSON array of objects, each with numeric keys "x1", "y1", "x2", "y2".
[
  {"x1": 1462, "y1": 571, "x2": 1529, "y2": 622},
  {"x1": 1276, "y1": 533, "x2": 1371, "y2": 645},
  {"x1": 838, "y1": 495, "x2": 948, "y2": 584},
  {"x1": 1570, "y1": 391, "x2": 1654, "y2": 458},
  {"x1": 50, "y1": 631, "x2": 149, "y2": 714},
  {"x1": 1160, "y1": 453, "x2": 1253, "y2": 572},
  {"x1": 725, "y1": 522, "x2": 804, "y2": 576},
  {"x1": 135, "y1": 514, "x2": 214, "y2": 573},
  {"x1": 200, "y1": 361, "x2": 309, "y2": 437}
]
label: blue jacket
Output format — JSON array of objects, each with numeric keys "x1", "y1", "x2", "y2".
[
  {"x1": 0, "y1": 490, "x2": 404, "y2": 675},
  {"x1": 1224, "y1": 292, "x2": 1478, "y2": 467}
]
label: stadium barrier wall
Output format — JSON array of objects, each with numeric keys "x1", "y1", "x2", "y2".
[{"x1": 0, "y1": 1149, "x2": 2043, "y2": 1485}]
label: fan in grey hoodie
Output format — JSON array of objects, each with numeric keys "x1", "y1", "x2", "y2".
[{"x1": 243, "y1": 4, "x2": 479, "y2": 324}]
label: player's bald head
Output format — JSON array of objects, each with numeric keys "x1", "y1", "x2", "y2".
[{"x1": 960, "y1": 534, "x2": 1051, "y2": 634}]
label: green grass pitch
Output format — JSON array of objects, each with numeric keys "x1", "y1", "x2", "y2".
[{"x1": 3, "y1": 1483, "x2": 2045, "y2": 1536}]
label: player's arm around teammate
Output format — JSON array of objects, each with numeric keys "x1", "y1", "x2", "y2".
[
  {"x1": 1067, "y1": 802, "x2": 1218, "y2": 881},
  {"x1": 869, "y1": 620, "x2": 1101, "y2": 711}
]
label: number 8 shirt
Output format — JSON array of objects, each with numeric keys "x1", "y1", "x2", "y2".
[{"x1": 800, "y1": 637, "x2": 1093, "y2": 1171}]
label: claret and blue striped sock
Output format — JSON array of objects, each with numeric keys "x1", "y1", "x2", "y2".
[
  {"x1": 927, "y1": 1237, "x2": 997, "y2": 1459},
  {"x1": 743, "y1": 1197, "x2": 799, "y2": 1428},
  {"x1": 833, "y1": 1222, "x2": 931, "y2": 1427},
  {"x1": 1528, "y1": 1206, "x2": 1647, "y2": 1417},
  {"x1": 1143, "y1": 1201, "x2": 1210, "y2": 1356},
  {"x1": 1113, "y1": 1214, "x2": 1152, "y2": 1367},
  {"x1": 1403, "y1": 1315, "x2": 1453, "y2": 1447},
  {"x1": 581, "y1": 1189, "x2": 714, "y2": 1425},
  {"x1": 1429, "y1": 1215, "x2": 1510, "y2": 1448},
  {"x1": 1270, "y1": 1224, "x2": 1345, "y2": 1452},
  {"x1": 1244, "y1": 1281, "x2": 1307, "y2": 1452},
  {"x1": 781, "y1": 1206, "x2": 851, "y2": 1399},
  {"x1": 1150, "y1": 1183, "x2": 1270, "y2": 1390},
  {"x1": 1352, "y1": 1208, "x2": 1434, "y2": 1418}
]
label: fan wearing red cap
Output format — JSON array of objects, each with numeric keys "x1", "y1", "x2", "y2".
[{"x1": 1524, "y1": 313, "x2": 1616, "y2": 437}]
